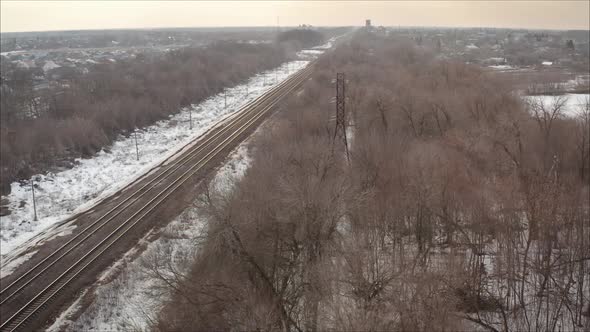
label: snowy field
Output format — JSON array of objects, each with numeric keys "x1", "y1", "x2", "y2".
[
  {"x1": 523, "y1": 93, "x2": 589, "y2": 117},
  {"x1": 0, "y1": 59, "x2": 310, "y2": 259},
  {"x1": 47, "y1": 142, "x2": 252, "y2": 332}
]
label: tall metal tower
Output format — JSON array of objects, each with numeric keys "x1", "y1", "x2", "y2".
[{"x1": 333, "y1": 72, "x2": 350, "y2": 162}]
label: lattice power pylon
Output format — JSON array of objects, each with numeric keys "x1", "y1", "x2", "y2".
[{"x1": 333, "y1": 72, "x2": 350, "y2": 162}]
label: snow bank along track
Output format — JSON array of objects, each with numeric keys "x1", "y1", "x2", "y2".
[{"x1": 0, "y1": 61, "x2": 315, "y2": 332}]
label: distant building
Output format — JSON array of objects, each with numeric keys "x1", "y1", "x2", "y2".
[{"x1": 366, "y1": 19, "x2": 371, "y2": 27}]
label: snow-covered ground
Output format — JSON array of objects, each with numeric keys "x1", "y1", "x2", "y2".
[
  {"x1": 0, "y1": 250, "x2": 37, "y2": 277},
  {"x1": 47, "y1": 142, "x2": 252, "y2": 332},
  {"x1": 488, "y1": 64, "x2": 514, "y2": 70},
  {"x1": 314, "y1": 38, "x2": 335, "y2": 50},
  {"x1": 298, "y1": 49, "x2": 324, "y2": 59},
  {"x1": 0, "y1": 59, "x2": 310, "y2": 258},
  {"x1": 523, "y1": 93, "x2": 589, "y2": 117}
]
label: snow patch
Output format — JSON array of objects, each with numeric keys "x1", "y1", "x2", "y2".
[
  {"x1": 313, "y1": 37, "x2": 336, "y2": 50},
  {"x1": 53, "y1": 142, "x2": 252, "y2": 332},
  {"x1": 523, "y1": 94, "x2": 589, "y2": 117},
  {"x1": 488, "y1": 64, "x2": 513, "y2": 70},
  {"x1": 0, "y1": 250, "x2": 37, "y2": 278},
  {"x1": 42, "y1": 60, "x2": 60, "y2": 72}
]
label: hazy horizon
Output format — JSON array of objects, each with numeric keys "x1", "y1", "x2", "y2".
[
  {"x1": 2, "y1": 1, "x2": 589, "y2": 33},
  {"x1": 1, "y1": 23, "x2": 589, "y2": 36}
]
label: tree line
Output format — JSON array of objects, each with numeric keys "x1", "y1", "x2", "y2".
[
  {"x1": 149, "y1": 30, "x2": 589, "y2": 331},
  {"x1": 0, "y1": 40, "x2": 294, "y2": 194}
]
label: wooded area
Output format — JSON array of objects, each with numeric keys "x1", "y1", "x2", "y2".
[
  {"x1": 0, "y1": 31, "x2": 329, "y2": 194},
  {"x1": 150, "y1": 31, "x2": 589, "y2": 331}
]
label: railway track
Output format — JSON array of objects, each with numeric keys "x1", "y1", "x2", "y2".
[{"x1": 0, "y1": 61, "x2": 315, "y2": 332}]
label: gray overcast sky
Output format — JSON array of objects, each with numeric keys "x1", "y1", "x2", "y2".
[{"x1": 1, "y1": 1, "x2": 589, "y2": 33}]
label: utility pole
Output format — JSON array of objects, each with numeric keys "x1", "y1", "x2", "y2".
[
  {"x1": 189, "y1": 106, "x2": 193, "y2": 130},
  {"x1": 31, "y1": 177, "x2": 37, "y2": 221},
  {"x1": 333, "y1": 72, "x2": 350, "y2": 162},
  {"x1": 134, "y1": 130, "x2": 139, "y2": 161},
  {"x1": 224, "y1": 90, "x2": 227, "y2": 108}
]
